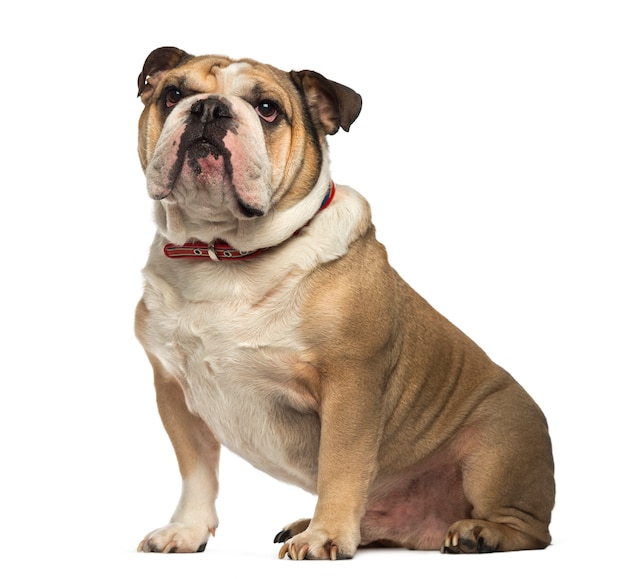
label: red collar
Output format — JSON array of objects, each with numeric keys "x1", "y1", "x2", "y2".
[{"x1": 163, "y1": 182, "x2": 335, "y2": 261}]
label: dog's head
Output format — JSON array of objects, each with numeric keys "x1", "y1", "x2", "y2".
[{"x1": 137, "y1": 47, "x2": 361, "y2": 246}]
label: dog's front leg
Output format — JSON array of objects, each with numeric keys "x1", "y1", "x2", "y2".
[
  {"x1": 137, "y1": 353, "x2": 220, "y2": 554},
  {"x1": 279, "y1": 369, "x2": 383, "y2": 560}
]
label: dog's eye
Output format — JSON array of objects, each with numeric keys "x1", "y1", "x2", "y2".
[
  {"x1": 163, "y1": 86, "x2": 183, "y2": 108},
  {"x1": 255, "y1": 100, "x2": 280, "y2": 122}
]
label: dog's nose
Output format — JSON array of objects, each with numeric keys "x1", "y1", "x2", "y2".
[{"x1": 190, "y1": 97, "x2": 233, "y2": 124}]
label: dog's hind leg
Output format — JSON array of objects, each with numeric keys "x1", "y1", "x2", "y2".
[{"x1": 441, "y1": 385, "x2": 555, "y2": 553}]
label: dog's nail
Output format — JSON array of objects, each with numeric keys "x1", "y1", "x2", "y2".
[
  {"x1": 452, "y1": 532, "x2": 459, "y2": 547},
  {"x1": 137, "y1": 540, "x2": 146, "y2": 553},
  {"x1": 290, "y1": 543, "x2": 298, "y2": 560},
  {"x1": 297, "y1": 545, "x2": 309, "y2": 560},
  {"x1": 330, "y1": 544, "x2": 338, "y2": 560},
  {"x1": 278, "y1": 543, "x2": 289, "y2": 559},
  {"x1": 163, "y1": 541, "x2": 176, "y2": 553}
]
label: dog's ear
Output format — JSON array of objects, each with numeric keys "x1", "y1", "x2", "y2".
[
  {"x1": 138, "y1": 47, "x2": 193, "y2": 104},
  {"x1": 290, "y1": 70, "x2": 362, "y2": 135}
]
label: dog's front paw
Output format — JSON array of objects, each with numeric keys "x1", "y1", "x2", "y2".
[
  {"x1": 138, "y1": 522, "x2": 214, "y2": 553},
  {"x1": 277, "y1": 524, "x2": 359, "y2": 560}
]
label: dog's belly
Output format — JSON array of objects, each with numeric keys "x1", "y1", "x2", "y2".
[
  {"x1": 360, "y1": 454, "x2": 472, "y2": 549},
  {"x1": 143, "y1": 270, "x2": 322, "y2": 491}
]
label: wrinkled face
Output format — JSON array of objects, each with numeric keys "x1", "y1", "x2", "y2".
[{"x1": 138, "y1": 56, "x2": 323, "y2": 222}]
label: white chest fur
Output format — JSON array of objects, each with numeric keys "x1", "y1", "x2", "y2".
[{"x1": 141, "y1": 246, "x2": 324, "y2": 489}]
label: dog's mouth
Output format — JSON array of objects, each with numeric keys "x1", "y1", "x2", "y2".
[
  {"x1": 189, "y1": 137, "x2": 223, "y2": 156},
  {"x1": 183, "y1": 140, "x2": 264, "y2": 217},
  {"x1": 185, "y1": 138, "x2": 231, "y2": 178},
  {"x1": 145, "y1": 95, "x2": 272, "y2": 217},
  {"x1": 148, "y1": 138, "x2": 268, "y2": 219}
]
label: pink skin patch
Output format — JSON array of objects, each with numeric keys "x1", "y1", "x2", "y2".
[{"x1": 223, "y1": 130, "x2": 271, "y2": 213}]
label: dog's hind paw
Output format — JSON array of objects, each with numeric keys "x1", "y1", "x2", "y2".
[
  {"x1": 273, "y1": 518, "x2": 311, "y2": 543},
  {"x1": 441, "y1": 518, "x2": 550, "y2": 553},
  {"x1": 441, "y1": 521, "x2": 498, "y2": 554}
]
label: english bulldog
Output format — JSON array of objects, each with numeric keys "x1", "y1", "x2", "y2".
[{"x1": 134, "y1": 46, "x2": 555, "y2": 559}]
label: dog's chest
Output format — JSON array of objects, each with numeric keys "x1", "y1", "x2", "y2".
[{"x1": 142, "y1": 261, "x2": 320, "y2": 486}]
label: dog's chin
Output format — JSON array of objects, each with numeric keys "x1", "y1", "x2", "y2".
[{"x1": 153, "y1": 178, "x2": 270, "y2": 226}]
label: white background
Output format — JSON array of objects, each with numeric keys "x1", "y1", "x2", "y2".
[{"x1": 1, "y1": 1, "x2": 624, "y2": 577}]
